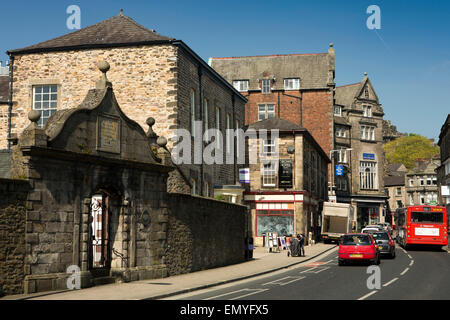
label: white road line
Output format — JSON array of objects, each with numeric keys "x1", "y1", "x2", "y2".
[
  {"x1": 299, "y1": 266, "x2": 330, "y2": 274},
  {"x1": 262, "y1": 276, "x2": 305, "y2": 286},
  {"x1": 407, "y1": 254, "x2": 412, "y2": 259},
  {"x1": 409, "y1": 260, "x2": 414, "y2": 266},
  {"x1": 383, "y1": 277, "x2": 398, "y2": 287},
  {"x1": 358, "y1": 290, "x2": 377, "y2": 300},
  {"x1": 400, "y1": 267, "x2": 409, "y2": 276},
  {"x1": 204, "y1": 288, "x2": 268, "y2": 300}
]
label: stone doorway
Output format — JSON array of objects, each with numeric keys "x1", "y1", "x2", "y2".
[{"x1": 89, "y1": 189, "x2": 121, "y2": 279}]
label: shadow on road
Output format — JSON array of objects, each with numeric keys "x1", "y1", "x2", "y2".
[{"x1": 403, "y1": 244, "x2": 447, "y2": 252}]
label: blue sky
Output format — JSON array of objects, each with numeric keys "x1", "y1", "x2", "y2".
[{"x1": 1, "y1": 0, "x2": 449, "y2": 141}]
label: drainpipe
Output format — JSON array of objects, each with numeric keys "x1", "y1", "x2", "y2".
[
  {"x1": 232, "y1": 94, "x2": 236, "y2": 184},
  {"x1": 7, "y1": 54, "x2": 14, "y2": 150},
  {"x1": 198, "y1": 65, "x2": 204, "y2": 196}
]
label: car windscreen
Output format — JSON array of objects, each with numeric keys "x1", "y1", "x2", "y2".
[
  {"x1": 371, "y1": 232, "x2": 389, "y2": 240},
  {"x1": 340, "y1": 235, "x2": 372, "y2": 245}
]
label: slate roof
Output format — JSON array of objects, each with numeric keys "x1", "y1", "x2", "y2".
[
  {"x1": 8, "y1": 14, "x2": 174, "y2": 55},
  {"x1": 246, "y1": 117, "x2": 330, "y2": 162},
  {"x1": 0, "y1": 76, "x2": 9, "y2": 103},
  {"x1": 247, "y1": 117, "x2": 305, "y2": 131},
  {"x1": 210, "y1": 52, "x2": 332, "y2": 90},
  {"x1": 384, "y1": 175, "x2": 405, "y2": 187},
  {"x1": 334, "y1": 82, "x2": 360, "y2": 106}
]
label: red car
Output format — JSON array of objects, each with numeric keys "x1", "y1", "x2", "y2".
[{"x1": 338, "y1": 233, "x2": 380, "y2": 266}]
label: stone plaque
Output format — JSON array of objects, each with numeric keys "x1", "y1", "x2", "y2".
[{"x1": 97, "y1": 115, "x2": 121, "y2": 154}]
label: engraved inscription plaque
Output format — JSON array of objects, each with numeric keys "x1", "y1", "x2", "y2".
[{"x1": 97, "y1": 115, "x2": 121, "y2": 154}]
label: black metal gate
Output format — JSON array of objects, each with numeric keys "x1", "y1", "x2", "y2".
[{"x1": 89, "y1": 193, "x2": 111, "y2": 269}]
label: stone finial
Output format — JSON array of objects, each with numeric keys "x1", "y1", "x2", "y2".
[
  {"x1": 329, "y1": 43, "x2": 334, "y2": 47},
  {"x1": 364, "y1": 72, "x2": 368, "y2": 77},
  {"x1": 20, "y1": 110, "x2": 47, "y2": 147},
  {"x1": 28, "y1": 110, "x2": 41, "y2": 126},
  {"x1": 96, "y1": 60, "x2": 112, "y2": 89},
  {"x1": 156, "y1": 136, "x2": 167, "y2": 148},
  {"x1": 146, "y1": 117, "x2": 157, "y2": 141}
]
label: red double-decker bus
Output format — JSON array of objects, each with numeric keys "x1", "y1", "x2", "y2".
[{"x1": 395, "y1": 206, "x2": 448, "y2": 248}]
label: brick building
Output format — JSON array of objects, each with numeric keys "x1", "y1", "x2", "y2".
[
  {"x1": 209, "y1": 44, "x2": 336, "y2": 160},
  {"x1": 384, "y1": 164, "x2": 408, "y2": 225},
  {"x1": 243, "y1": 117, "x2": 330, "y2": 245},
  {"x1": 3, "y1": 13, "x2": 246, "y2": 195},
  {"x1": 333, "y1": 73, "x2": 388, "y2": 230},
  {"x1": 437, "y1": 114, "x2": 450, "y2": 211}
]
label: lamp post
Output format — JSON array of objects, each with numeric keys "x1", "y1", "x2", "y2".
[{"x1": 329, "y1": 148, "x2": 353, "y2": 197}]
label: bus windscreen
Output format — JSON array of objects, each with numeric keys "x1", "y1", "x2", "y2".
[{"x1": 410, "y1": 211, "x2": 443, "y2": 224}]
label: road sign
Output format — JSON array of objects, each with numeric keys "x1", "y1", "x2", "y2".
[{"x1": 336, "y1": 165, "x2": 343, "y2": 176}]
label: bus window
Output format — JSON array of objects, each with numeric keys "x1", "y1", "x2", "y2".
[{"x1": 410, "y1": 211, "x2": 443, "y2": 224}]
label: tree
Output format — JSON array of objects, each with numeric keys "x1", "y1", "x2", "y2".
[{"x1": 383, "y1": 134, "x2": 440, "y2": 169}]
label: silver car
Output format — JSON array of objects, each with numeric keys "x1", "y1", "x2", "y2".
[
  {"x1": 370, "y1": 231, "x2": 396, "y2": 259},
  {"x1": 377, "y1": 222, "x2": 393, "y2": 235}
]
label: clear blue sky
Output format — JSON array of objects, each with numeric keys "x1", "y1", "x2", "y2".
[{"x1": 1, "y1": 0, "x2": 449, "y2": 141}]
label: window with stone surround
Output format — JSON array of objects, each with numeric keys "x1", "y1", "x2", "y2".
[
  {"x1": 32, "y1": 84, "x2": 58, "y2": 127},
  {"x1": 360, "y1": 161, "x2": 378, "y2": 190},
  {"x1": 261, "y1": 160, "x2": 277, "y2": 187},
  {"x1": 362, "y1": 105, "x2": 372, "y2": 117},
  {"x1": 360, "y1": 125, "x2": 375, "y2": 141}
]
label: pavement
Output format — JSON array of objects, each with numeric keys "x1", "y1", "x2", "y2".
[{"x1": 1, "y1": 242, "x2": 337, "y2": 300}]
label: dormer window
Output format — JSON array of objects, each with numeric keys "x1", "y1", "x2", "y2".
[
  {"x1": 284, "y1": 78, "x2": 300, "y2": 90},
  {"x1": 233, "y1": 80, "x2": 249, "y2": 92},
  {"x1": 334, "y1": 105, "x2": 342, "y2": 116},
  {"x1": 261, "y1": 79, "x2": 271, "y2": 94}
]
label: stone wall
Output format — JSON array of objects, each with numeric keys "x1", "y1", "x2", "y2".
[
  {"x1": 166, "y1": 193, "x2": 246, "y2": 276},
  {"x1": 0, "y1": 178, "x2": 30, "y2": 296}
]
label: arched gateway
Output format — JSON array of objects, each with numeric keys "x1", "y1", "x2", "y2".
[{"x1": 10, "y1": 62, "x2": 173, "y2": 293}]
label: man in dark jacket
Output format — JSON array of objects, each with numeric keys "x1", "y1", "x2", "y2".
[{"x1": 298, "y1": 234, "x2": 305, "y2": 256}]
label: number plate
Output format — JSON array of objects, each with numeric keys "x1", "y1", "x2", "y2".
[{"x1": 350, "y1": 254, "x2": 363, "y2": 258}]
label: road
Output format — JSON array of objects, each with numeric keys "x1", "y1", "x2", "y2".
[{"x1": 166, "y1": 244, "x2": 450, "y2": 300}]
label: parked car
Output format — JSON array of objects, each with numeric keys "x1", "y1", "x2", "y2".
[
  {"x1": 338, "y1": 233, "x2": 380, "y2": 266},
  {"x1": 370, "y1": 231, "x2": 396, "y2": 259}
]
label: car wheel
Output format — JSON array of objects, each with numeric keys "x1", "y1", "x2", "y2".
[
  {"x1": 391, "y1": 249, "x2": 396, "y2": 259},
  {"x1": 377, "y1": 254, "x2": 381, "y2": 265},
  {"x1": 338, "y1": 259, "x2": 345, "y2": 266}
]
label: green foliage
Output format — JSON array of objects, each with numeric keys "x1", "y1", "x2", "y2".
[{"x1": 383, "y1": 134, "x2": 440, "y2": 169}]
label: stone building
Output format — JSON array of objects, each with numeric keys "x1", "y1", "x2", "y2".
[
  {"x1": 243, "y1": 117, "x2": 330, "y2": 246},
  {"x1": 209, "y1": 44, "x2": 336, "y2": 161},
  {"x1": 405, "y1": 158, "x2": 440, "y2": 207},
  {"x1": 334, "y1": 73, "x2": 388, "y2": 230},
  {"x1": 437, "y1": 114, "x2": 450, "y2": 211},
  {"x1": 4, "y1": 13, "x2": 246, "y2": 196},
  {"x1": 0, "y1": 64, "x2": 247, "y2": 296},
  {"x1": 383, "y1": 163, "x2": 408, "y2": 225}
]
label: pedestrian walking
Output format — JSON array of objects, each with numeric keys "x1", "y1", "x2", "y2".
[{"x1": 299, "y1": 233, "x2": 305, "y2": 256}]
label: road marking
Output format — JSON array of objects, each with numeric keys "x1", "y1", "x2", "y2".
[
  {"x1": 358, "y1": 290, "x2": 377, "y2": 300},
  {"x1": 204, "y1": 288, "x2": 268, "y2": 300},
  {"x1": 409, "y1": 260, "x2": 414, "y2": 266},
  {"x1": 407, "y1": 254, "x2": 412, "y2": 259},
  {"x1": 400, "y1": 267, "x2": 409, "y2": 276},
  {"x1": 299, "y1": 266, "x2": 330, "y2": 274},
  {"x1": 262, "y1": 276, "x2": 306, "y2": 286},
  {"x1": 383, "y1": 277, "x2": 398, "y2": 287}
]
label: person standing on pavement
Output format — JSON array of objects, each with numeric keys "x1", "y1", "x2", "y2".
[{"x1": 299, "y1": 233, "x2": 305, "y2": 256}]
